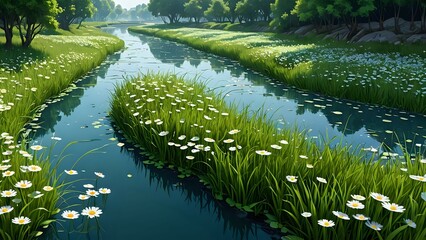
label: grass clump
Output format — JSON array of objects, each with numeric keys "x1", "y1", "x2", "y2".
[
  {"x1": 128, "y1": 25, "x2": 426, "y2": 114},
  {"x1": 110, "y1": 72, "x2": 426, "y2": 239},
  {"x1": 0, "y1": 25, "x2": 123, "y2": 239}
]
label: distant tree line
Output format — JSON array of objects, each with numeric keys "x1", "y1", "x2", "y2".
[
  {"x1": 148, "y1": 0, "x2": 426, "y2": 36},
  {"x1": 0, "y1": 0, "x2": 155, "y2": 48}
]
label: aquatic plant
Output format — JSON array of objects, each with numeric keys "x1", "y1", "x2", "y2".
[
  {"x1": 128, "y1": 26, "x2": 426, "y2": 114},
  {"x1": 110, "y1": 72, "x2": 426, "y2": 239}
]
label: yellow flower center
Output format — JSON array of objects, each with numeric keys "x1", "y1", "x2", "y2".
[
  {"x1": 21, "y1": 184, "x2": 27, "y2": 187},
  {"x1": 67, "y1": 213, "x2": 74, "y2": 218},
  {"x1": 359, "y1": 216, "x2": 365, "y2": 220},
  {"x1": 420, "y1": 177, "x2": 425, "y2": 181},
  {"x1": 2, "y1": 208, "x2": 7, "y2": 212},
  {"x1": 324, "y1": 222, "x2": 330, "y2": 226},
  {"x1": 377, "y1": 196, "x2": 382, "y2": 200},
  {"x1": 353, "y1": 203, "x2": 359, "y2": 207},
  {"x1": 18, "y1": 219, "x2": 25, "y2": 224},
  {"x1": 390, "y1": 205, "x2": 397, "y2": 211},
  {"x1": 88, "y1": 210, "x2": 96, "y2": 216},
  {"x1": 5, "y1": 192, "x2": 11, "y2": 196}
]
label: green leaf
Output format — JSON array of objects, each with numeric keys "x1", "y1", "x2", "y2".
[
  {"x1": 265, "y1": 213, "x2": 277, "y2": 221},
  {"x1": 226, "y1": 198, "x2": 235, "y2": 206},
  {"x1": 281, "y1": 227, "x2": 289, "y2": 233},
  {"x1": 242, "y1": 205, "x2": 254, "y2": 212},
  {"x1": 214, "y1": 194, "x2": 223, "y2": 200},
  {"x1": 282, "y1": 235, "x2": 304, "y2": 240},
  {"x1": 177, "y1": 174, "x2": 185, "y2": 178},
  {"x1": 386, "y1": 225, "x2": 408, "y2": 240},
  {"x1": 270, "y1": 221, "x2": 280, "y2": 229},
  {"x1": 40, "y1": 219, "x2": 56, "y2": 226},
  {"x1": 35, "y1": 231, "x2": 43, "y2": 237}
]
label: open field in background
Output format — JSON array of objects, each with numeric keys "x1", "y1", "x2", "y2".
[
  {"x1": 128, "y1": 25, "x2": 426, "y2": 115},
  {"x1": 0, "y1": 25, "x2": 123, "y2": 239},
  {"x1": 110, "y1": 72, "x2": 426, "y2": 239}
]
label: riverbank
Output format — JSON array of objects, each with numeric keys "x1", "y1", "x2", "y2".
[
  {"x1": 110, "y1": 72, "x2": 425, "y2": 239},
  {"x1": 0, "y1": 26, "x2": 123, "y2": 239},
  {"x1": 128, "y1": 25, "x2": 426, "y2": 115}
]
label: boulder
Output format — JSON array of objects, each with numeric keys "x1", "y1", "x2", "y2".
[
  {"x1": 359, "y1": 22, "x2": 381, "y2": 31},
  {"x1": 294, "y1": 24, "x2": 315, "y2": 35},
  {"x1": 323, "y1": 27, "x2": 350, "y2": 40},
  {"x1": 406, "y1": 34, "x2": 426, "y2": 44},
  {"x1": 350, "y1": 29, "x2": 368, "y2": 42},
  {"x1": 357, "y1": 30, "x2": 399, "y2": 43}
]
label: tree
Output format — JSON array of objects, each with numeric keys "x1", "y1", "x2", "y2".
[
  {"x1": 148, "y1": 0, "x2": 186, "y2": 23},
  {"x1": 16, "y1": 0, "x2": 60, "y2": 47},
  {"x1": 92, "y1": 0, "x2": 114, "y2": 21},
  {"x1": 0, "y1": 0, "x2": 18, "y2": 47},
  {"x1": 184, "y1": 0, "x2": 204, "y2": 23},
  {"x1": 270, "y1": 0, "x2": 298, "y2": 30},
  {"x1": 235, "y1": 0, "x2": 257, "y2": 22},
  {"x1": 115, "y1": 4, "x2": 124, "y2": 19},
  {"x1": 57, "y1": 0, "x2": 95, "y2": 30},
  {"x1": 204, "y1": 0, "x2": 230, "y2": 22},
  {"x1": 226, "y1": 0, "x2": 239, "y2": 23},
  {"x1": 255, "y1": 0, "x2": 275, "y2": 21}
]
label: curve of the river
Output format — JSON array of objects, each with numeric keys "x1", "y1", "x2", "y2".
[{"x1": 31, "y1": 25, "x2": 425, "y2": 239}]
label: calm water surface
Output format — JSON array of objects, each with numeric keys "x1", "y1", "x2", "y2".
[{"x1": 31, "y1": 25, "x2": 425, "y2": 239}]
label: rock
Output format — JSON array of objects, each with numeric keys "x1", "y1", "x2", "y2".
[
  {"x1": 406, "y1": 34, "x2": 426, "y2": 44},
  {"x1": 350, "y1": 29, "x2": 368, "y2": 42},
  {"x1": 357, "y1": 30, "x2": 399, "y2": 43},
  {"x1": 359, "y1": 22, "x2": 381, "y2": 31},
  {"x1": 323, "y1": 27, "x2": 349, "y2": 40},
  {"x1": 294, "y1": 24, "x2": 315, "y2": 35}
]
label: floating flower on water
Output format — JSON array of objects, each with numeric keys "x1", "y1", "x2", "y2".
[
  {"x1": 28, "y1": 165, "x2": 42, "y2": 172},
  {"x1": 299, "y1": 155, "x2": 308, "y2": 159},
  {"x1": 95, "y1": 172, "x2": 105, "y2": 178},
  {"x1": 228, "y1": 129, "x2": 240, "y2": 135},
  {"x1": 82, "y1": 207, "x2": 102, "y2": 218},
  {"x1": 1, "y1": 190, "x2": 17, "y2": 198},
  {"x1": 365, "y1": 221, "x2": 382, "y2": 231},
  {"x1": 316, "y1": 177, "x2": 327, "y2": 184},
  {"x1": 409, "y1": 175, "x2": 426, "y2": 182},
  {"x1": 271, "y1": 144, "x2": 282, "y2": 150},
  {"x1": 2, "y1": 170, "x2": 14, "y2": 177},
  {"x1": 204, "y1": 138, "x2": 215, "y2": 143},
  {"x1": 404, "y1": 219, "x2": 416, "y2": 228},
  {"x1": 279, "y1": 140, "x2": 289, "y2": 145},
  {"x1": 370, "y1": 192, "x2": 389, "y2": 202},
  {"x1": 186, "y1": 156, "x2": 195, "y2": 160},
  {"x1": 223, "y1": 139, "x2": 234, "y2": 144},
  {"x1": 117, "y1": 142, "x2": 125, "y2": 147},
  {"x1": 332, "y1": 211, "x2": 350, "y2": 220},
  {"x1": 43, "y1": 186, "x2": 53, "y2": 192},
  {"x1": 62, "y1": 210, "x2": 79, "y2": 219},
  {"x1": 51, "y1": 136, "x2": 62, "y2": 141},
  {"x1": 83, "y1": 184, "x2": 94, "y2": 188},
  {"x1": 301, "y1": 212, "x2": 312, "y2": 218},
  {"x1": 286, "y1": 175, "x2": 298, "y2": 183},
  {"x1": 306, "y1": 164, "x2": 314, "y2": 169},
  {"x1": 382, "y1": 202, "x2": 405, "y2": 213},
  {"x1": 346, "y1": 200, "x2": 365, "y2": 209},
  {"x1": 0, "y1": 206, "x2": 13, "y2": 214},
  {"x1": 256, "y1": 150, "x2": 271, "y2": 156},
  {"x1": 353, "y1": 214, "x2": 369, "y2": 221},
  {"x1": 30, "y1": 145, "x2": 43, "y2": 151},
  {"x1": 78, "y1": 195, "x2": 90, "y2": 200},
  {"x1": 64, "y1": 170, "x2": 78, "y2": 175},
  {"x1": 86, "y1": 189, "x2": 99, "y2": 197},
  {"x1": 15, "y1": 180, "x2": 32, "y2": 189},
  {"x1": 318, "y1": 219, "x2": 335, "y2": 227},
  {"x1": 12, "y1": 216, "x2": 31, "y2": 225},
  {"x1": 99, "y1": 188, "x2": 111, "y2": 194},
  {"x1": 159, "y1": 131, "x2": 169, "y2": 137}
]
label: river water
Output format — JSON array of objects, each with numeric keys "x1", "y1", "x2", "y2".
[{"x1": 31, "y1": 25, "x2": 425, "y2": 239}]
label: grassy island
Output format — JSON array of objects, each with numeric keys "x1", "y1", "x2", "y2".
[
  {"x1": 128, "y1": 25, "x2": 426, "y2": 115},
  {"x1": 110, "y1": 72, "x2": 425, "y2": 239}
]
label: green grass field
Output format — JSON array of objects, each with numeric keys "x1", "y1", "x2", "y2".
[
  {"x1": 0, "y1": 25, "x2": 123, "y2": 239},
  {"x1": 128, "y1": 25, "x2": 426, "y2": 115},
  {"x1": 110, "y1": 72, "x2": 426, "y2": 239}
]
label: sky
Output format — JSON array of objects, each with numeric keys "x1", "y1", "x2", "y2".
[{"x1": 114, "y1": 0, "x2": 150, "y2": 10}]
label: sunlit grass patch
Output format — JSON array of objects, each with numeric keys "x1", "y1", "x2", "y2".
[
  {"x1": 110, "y1": 72, "x2": 426, "y2": 239},
  {"x1": 128, "y1": 26, "x2": 426, "y2": 114}
]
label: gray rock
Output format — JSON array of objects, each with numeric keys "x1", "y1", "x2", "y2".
[
  {"x1": 359, "y1": 22, "x2": 381, "y2": 31},
  {"x1": 323, "y1": 27, "x2": 349, "y2": 40},
  {"x1": 357, "y1": 30, "x2": 399, "y2": 43},
  {"x1": 351, "y1": 29, "x2": 368, "y2": 42},
  {"x1": 406, "y1": 34, "x2": 426, "y2": 43},
  {"x1": 294, "y1": 25, "x2": 315, "y2": 35}
]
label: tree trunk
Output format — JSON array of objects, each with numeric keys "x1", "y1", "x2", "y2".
[
  {"x1": 4, "y1": 27, "x2": 13, "y2": 48},
  {"x1": 422, "y1": 6, "x2": 426, "y2": 32},
  {"x1": 77, "y1": 18, "x2": 86, "y2": 29},
  {"x1": 394, "y1": 4, "x2": 401, "y2": 33}
]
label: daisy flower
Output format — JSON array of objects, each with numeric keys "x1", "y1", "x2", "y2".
[
  {"x1": 332, "y1": 211, "x2": 350, "y2": 220},
  {"x1": 316, "y1": 177, "x2": 327, "y2": 184},
  {"x1": 86, "y1": 189, "x2": 99, "y2": 197},
  {"x1": 270, "y1": 144, "x2": 282, "y2": 150},
  {"x1": 1, "y1": 189, "x2": 17, "y2": 198},
  {"x1": 62, "y1": 210, "x2": 79, "y2": 219},
  {"x1": 286, "y1": 175, "x2": 298, "y2": 183},
  {"x1": 365, "y1": 221, "x2": 383, "y2": 231},
  {"x1": 409, "y1": 175, "x2": 426, "y2": 182},
  {"x1": 81, "y1": 207, "x2": 102, "y2": 218},
  {"x1": 223, "y1": 139, "x2": 234, "y2": 144},
  {"x1": 346, "y1": 200, "x2": 365, "y2": 209},
  {"x1": 370, "y1": 192, "x2": 389, "y2": 202},
  {"x1": 64, "y1": 170, "x2": 78, "y2": 175},
  {"x1": 99, "y1": 188, "x2": 111, "y2": 194},
  {"x1": 28, "y1": 165, "x2": 42, "y2": 172},
  {"x1": 404, "y1": 219, "x2": 416, "y2": 228},
  {"x1": 228, "y1": 129, "x2": 240, "y2": 135},
  {"x1": 0, "y1": 206, "x2": 13, "y2": 214},
  {"x1": 318, "y1": 219, "x2": 335, "y2": 227},
  {"x1": 83, "y1": 184, "x2": 95, "y2": 188},
  {"x1": 94, "y1": 172, "x2": 105, "y2": 178},
  {"x1": 353, "y1": 214, "x2": 369, "y2": 221},
  {"x1": 382, "y1": 202, "x2": 405, "y2": 213},
  {"x1": 30, "y1": 145, "x2": 43, "y2": 151},
  {"x1": 279, "y1": 140, "x2": 289, "y2": 145},
  {"x1": 2, "y1": 170, "x2": 14, "y2": 177},
  {"x1": 78, "y1": 195, "x2": 90, "y2": 200},
  {"x1": 351, "y1": 194, "x2": 366, "y2": 201},
  {"x1": 43, "y1": 186, "x2": 53, "y2": 191},
  {"x1": 255, "y1": 150, "x2": 271, "y2": 156},
  {"x1": 12, "y1": 216, "x2": 31, "y2": 225},
  {"x1": 301, "y1": 212, "x2": 312, "y2": 218},
  {"x1": 15, "y1": 180, "x2": 32, "y2": 189}
]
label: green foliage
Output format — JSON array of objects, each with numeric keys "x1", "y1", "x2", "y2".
[
  {"x1": 184, "y1": 0, "x2": 204, "y2": 23},
  {"x1": 110, "y1": 72, "x2": 426, "y2": 239},
  {"x1": 148, "y1": 0, "x2": 186, "y2": 23},
  {"x1": 92, "y1": 0, "x2": 114, "y2": 21},
  {"x1": 57, "y1": 0, "x2": 96, "y2": 30},
  {"x1": 270, "y1": 0, "x2": 298, "y2": 30},
  {"x1": 204, "y1": 0, "x2": 231, "y2": 22}
]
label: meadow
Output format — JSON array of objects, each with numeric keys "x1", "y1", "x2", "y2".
[
  {"x1": 110, "y1": 72, "x2": 426, "y2": 239},
  {"x1": 0, "y1": 26, "x2": 123, "y2": 239},
  {"x1": 128, "y1": 25, "x2": 426, "y2": 115}
]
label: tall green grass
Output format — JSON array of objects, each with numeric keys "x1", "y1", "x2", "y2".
[
  {"x1": 128, "y1": 26, "x2": 426, "y2": 114},
  {"x1": 0, "y1": 25, "x2": 123, "y2": 239},
  {"x1": 110, "y1": 72, "x2": 426, "y2": 239}
]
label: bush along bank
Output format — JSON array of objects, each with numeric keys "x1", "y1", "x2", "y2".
[
  {"x1": 0, "y1": 26, "x2": 124, "y2": 239},
  {"x1": 110, "y1": 72, "x2": 426, "y2": 239},
  {"x1": 128, "y1": 26, "x2": 426, "y2": 115}
]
